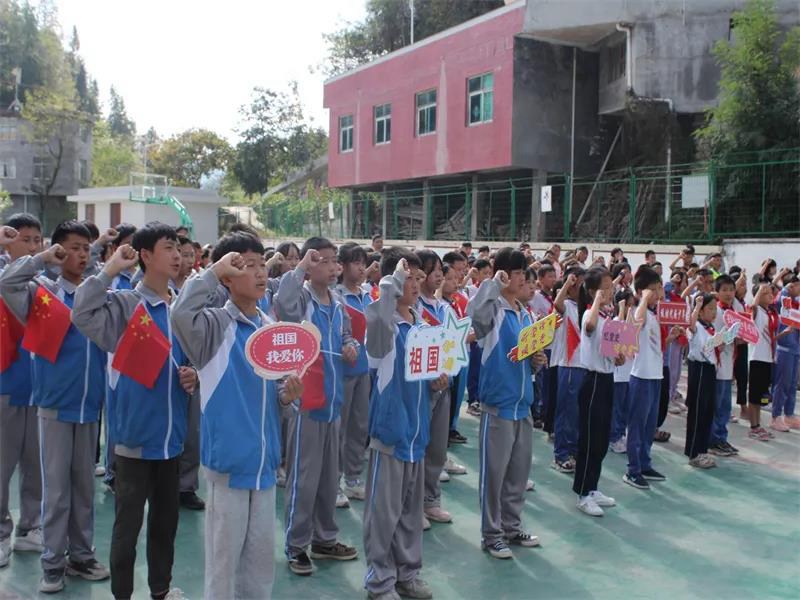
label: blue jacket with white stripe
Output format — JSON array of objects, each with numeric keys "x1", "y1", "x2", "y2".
[
  {"x1": 337, "y1": 283, "x2": 372, "y2": 378},
  {"x1": 0, "y1": 254, "x2": 105, "y2": 423}
]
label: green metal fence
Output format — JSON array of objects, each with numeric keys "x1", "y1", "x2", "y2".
[{"x1": 260, "y1": 149, "x2": 799, "y2": 243}]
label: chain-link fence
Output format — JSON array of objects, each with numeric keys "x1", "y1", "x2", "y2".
[{"x1": 259, "y1": 149, "x2": 799, "y2": 243}]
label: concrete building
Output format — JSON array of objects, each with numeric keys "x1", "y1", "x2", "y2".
[
  {"x1": 0, "y1": 110, "x2": 92, "y2": 232},
  {"x1": 68, "y1": 186, "x2": 226, "y2": 244}
]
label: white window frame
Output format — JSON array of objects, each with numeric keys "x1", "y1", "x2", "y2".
[
  {"x1": 467, "y1": 72, "x2": 494, "y2": 126},
  {"x1": 416, "y1": 89, "x2": 437, "y2": 136},
  {"x1": 0, "y1": 157, "x2": 16, "y2": 179},
  {"x1": 0, "y1": 119, "x2": 17, "y2": 142},
  {"x1": 339, "y1": 115, "x2": 354, "y2": 153},
  {"x1": 33, "y1": 156, "x2": 50, "y2": 181},
  {"x1": 374, "y1": 103, "x2": 391, "y2": 145}
]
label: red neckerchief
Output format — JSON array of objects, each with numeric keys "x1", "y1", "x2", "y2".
[
  {"x1": 540, "y1": 291, "x2": 555, "y2": 314},
  {"x1": 699, "y1": 319, "x2": 720, "y2": 365},
  {"x1": 586, "y1": 302, "x2": 611, "y2": 320},
  {"x1": 766, "y1": 306, "x2": 780, "y2": 358}
]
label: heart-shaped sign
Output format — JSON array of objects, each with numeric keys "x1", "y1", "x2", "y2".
[{"x1": 245, "y1": 321, "x2": 321, "y2": 380}]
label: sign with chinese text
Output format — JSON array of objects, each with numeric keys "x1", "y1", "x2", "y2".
[
  {"x1": 703, "y1": 322, "x2": 741, "y2": 355},
  {"x1": 779, "y1": 297, "x2": 800, "y2": 329},
  {"x1": 245, "y1": 321, "x2": 321, "y2": 379},
  {"x1": 405, "y1": 313, "x2": 471, "y2": 381},
  {"x1": 722, "y1": 310, "x2": 759, "y2": 344},
  {"x1": 516, "y1": 312, "x2": 557, "y2": 361},
  {"x1": 657, "y1": 301, "x2": 690, "y2": 326},
  {"x1": 600, "y1": 320, "x2": 641, "y2": 358}
]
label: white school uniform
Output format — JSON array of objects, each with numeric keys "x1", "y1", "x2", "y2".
[
  {"x1": 552, "y1": 299, "x2": 581, "y2": 368},
  {"x1": 749, "y1": 306, "x2": 775, "y2": 364},
  {"x1": 714, "y1": 299, "x2": 743, "y2": 380},
  {"x1": 631, "y1": 308, "x2": 663, "y2": 380},
  {"x1": 580, "y1": 312, "x2": 614, "y2": 374},
  {"x1": 687, "y1": 322, "x2": 716, "y2": 364}
]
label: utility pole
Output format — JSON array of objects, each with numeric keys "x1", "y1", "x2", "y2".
[{"x1": 410, "y1": 0, "x2": 415, "y2": 44}]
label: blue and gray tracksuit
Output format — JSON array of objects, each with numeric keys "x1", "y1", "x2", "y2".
[{"x1": 363, "y1": 269, "x2": 430, "y2": 596}]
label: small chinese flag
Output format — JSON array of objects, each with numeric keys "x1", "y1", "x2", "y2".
[
  {"x1": 300, "y1": 354, "x2": 326, "y2": 411},
  {"x1": 0, "y1": 298, "x2": 25, "y2": 372},
  {"x1": 566, "y1": 318, "x2": 580, "y2": 363},
  {"x1": 111, "y1": 304, "x2": 171, "y2": 389},
  {"x1": 421, "y1": 307, "x2": 441, "y2": 326},
  {"x1": 345, "y1": 305, "x2": 366, "y2": 344},
  {"x1": 450, "y1": 292, "x2": 468, "y2": 319},
  {"x1": 21, "y1": 286, "x2": 72, "y2": 364},
  {"x1": 370, "y1": 285, "x2": 380, "y2": 302}
]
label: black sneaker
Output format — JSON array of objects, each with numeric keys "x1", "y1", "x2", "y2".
[
  {"x1": 708, "y1": 443, "x2": 729, "y2": 457},
  {"x1": 309, "y1": 541, "x2": 358, "y2": 561},
  {"x1": 723, "y1": 441, "x2": 740, "y2": 454},
  {"x1": 39, "y1": 568, "x2": 65, "y2": 593},
  {"x1": 288, "y1": 551, "x2": 313, "y2": 576},
  {"x1": 623, "y1": 473, "x2": 650, "y2": 490},
  {"x1": 179, "y1": 491, "x2": 206, "y2": 511},
  {"x1": 66, "y1": 558, "x2": 110, "y2": 581},
  {"x1": 641, "y1": 468, "x2": 666, "y2": 481},
  {"x1": 448, "y1": 430, "x2": 467, "y2": 444}
]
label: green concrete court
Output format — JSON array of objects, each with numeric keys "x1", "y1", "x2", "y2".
[{"x1": 1, "y1": 406, "x2": 798, "y2": 600}]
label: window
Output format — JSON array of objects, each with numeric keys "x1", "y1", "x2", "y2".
[
  {"x1": 85, "y1": 203, "x2": 95, "y2": 222},
  {"x1": 0, "y1": 118, "x2": 16, "y2": 142},
  {"x1": 467, "y1": 73, "x2": 494, "y2": 125},
  {"x1": 110, "y1": 203, "x2": 121, "y2": 226},
  {"x1": 374, "y1": 104, "x2": 391, "y2": 144},
  {"x1": 78, "y1": 159, "x2": 88, "y2": 185},
  {"x1": 606, "y1": 42, "x2": 626, "y2": 84},
  {"x1": 79, "y1": 123, "x2": 90, "y2": 143},
  {"x1": 33, "y1": 156, "x2": 51, "y2": 181},
  {"x1": 416, "y1": 89, "x2": 437, "y2": 136},
  {"x1": 339, "y1": 115, "x2": 353, "y2": 152},
  {"x1": 0, "y1": 158, "x2": 15, "y2": 179}
]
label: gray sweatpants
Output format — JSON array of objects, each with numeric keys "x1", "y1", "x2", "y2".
[
  {"x1": 39, "y1": 414, "x2": 98, "y2": 570},
  {"x1": 363, "y1": 447, "x2": 423, "y2": 595},
  {"x1": 423, "y1": 389, "x2": 450, "y2": 509},
  {"x1": 478, "y1": 408, "x2": 533, "y2": 545},
  {"x1": 340, "y1": 373, "x2": 370, "y2": 482},
  {"x1": 284, "y1": 412, "x2": 340, "y2": 556},
  {"x1": 179, "y1": 389, "x2": 200, "y2": 493},
  {"x1": 204, "y1": 468, "x2": 275, "y2": 600},
  {"x1": 0, "y1": 396, "x2": 40, "y2": 540}
]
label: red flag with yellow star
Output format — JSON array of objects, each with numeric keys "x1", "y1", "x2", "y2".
[
  {"x1": 111, "y1": 303, "x2": 171, "y2": 389},
  {"x1": 21, "y1": 286, "x2": 72, "y2": 363},
  {"x1": 1, "y1": 298, "x2": 25, "y2": 371}
]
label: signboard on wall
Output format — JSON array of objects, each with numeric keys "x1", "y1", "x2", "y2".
[
  {"x1": 541, "y1": 185, "x2": 552, "y2": 213},
  {"x1": 681, "y1": 174, "x2": 709, "y2": 209}
]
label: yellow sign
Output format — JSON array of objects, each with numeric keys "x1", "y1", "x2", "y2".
[{"x1": 517, "y1": 313, "x2": 557, "y2": 360}]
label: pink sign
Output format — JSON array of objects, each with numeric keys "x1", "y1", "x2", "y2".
[
  {"x1": 245, "y1": 322, "x2": 321, "y2": 380},
  {"x1": 601, "y1": 320, "x2": 641, "y2": 358},
  {"x1": 658, "y1": 301, "x2": 690, "y2": 326},
  {"x1": 722, "y1": 310, "x2": 759, "y2": 344},
  {"x1": 779, "y1": 297, "x2": 800, "y2": 329}
]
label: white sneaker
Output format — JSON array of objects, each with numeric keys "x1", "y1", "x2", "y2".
[
  {"x1": 438, "y1": 470, "x2": 450, "y2": 483},
  {"x1": 577, "y1": 495, "x2": 604, "y2": 517},
  {"x1": 335, "y1": 490, "x2": 350, "y2": 508},
  {"x1": 422, "y1": 515, "x2": 431, "y2": 531},
  {"x1": 343, "y1": 480, "x2": 366, "y2": 501},
  {"x1": 94, "y1": 464, "x2": 106, "y2": 477},
  {"x1": 609, "y1": 438, "x2": 627, "y2": 454},
  {"x1": 444, "y1": 457, "x2": 467, "y2": 475},
  {"x1": 0, "y1": 537, "x2": 10, "y2": 568},
  {"x1": 13, "y1": 528, "x2": 43, "y2": 552},
  {"x1": 588, "y1": 490, "x2": 616, "y2": 507},
  {"x1": 424, "y1": 506, "x2": 453, "y2": 523},
  {"x1": 526, "y1": 479, "x2": 535, "y2": 491},
  {"x1": 164, "y1": 589, "x2": 187, "y2": 600}
]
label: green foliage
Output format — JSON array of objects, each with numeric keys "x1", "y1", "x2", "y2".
[
  {"x1": 90, "y1": 119, "x2": 141, "y2": 186},
  {"x1": 323, "y1": 0, "x2": 505, "y2": 76},
  {"x1": 695, "y1": 0, "x2": 800, "y2": 158},
  {"x1": 107, "y1": 86, "x2": 136, "y2": 139},
  {"x1": 149, "y1": 128, "x2": 233, "y2": 188}
]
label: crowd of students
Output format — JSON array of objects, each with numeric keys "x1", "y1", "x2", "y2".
[{"x1": 0, "y1": 216, "x2": 798, "y2": 600}]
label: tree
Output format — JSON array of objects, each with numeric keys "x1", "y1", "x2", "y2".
[
  {"x1": 695, "y1": 0, "x2": 800, "y2": 156},
  {"x1": 107, "y1": 86, "x2": 136, "y2": 139},
  {"x1": 91, "y1": 119, "x2": 142, "y2": 187},
  {"x1": 148, "y1": 128, "x2": 233, "y2": 188},
  {"x1": 324, "y1": 0, "x2": 504, "y2": 76}
]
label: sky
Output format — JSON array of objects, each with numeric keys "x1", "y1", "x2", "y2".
[{"x1": 54, "y1": 0, "x2": 368, "y2": 142}]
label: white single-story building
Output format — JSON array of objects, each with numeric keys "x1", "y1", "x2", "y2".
[{"x1": 68, "y1": 186, "x2": 226, "y2": 244}]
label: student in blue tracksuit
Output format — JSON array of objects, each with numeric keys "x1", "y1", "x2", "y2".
[
  {"x1": 72, "y1": 222, "x2": 197, "y2": 600},
  {"x1": 1, "y1": 220, "x2": 110, "y2": 593},
  {"x1": 771, "y1": 278, "x2": 800, "y2": 431},
  {"x1": 335, "y1": 242, "x2": 373, "y2": 503},
  {"x1": 274, "y1": 237, "x2": 359, "y2": 576},
  {"x1": 0, "y1": 214, "x2": 43, "y2": 569},
  {"x1": 468, "y1": 247, "x2": 546, "y2": 560},
  {"x1": 171, "y1": 232, "x2": 304, "y2": 600},
  {"x1": 363, "y1": 248, "x2": 447, "y2": 600}
]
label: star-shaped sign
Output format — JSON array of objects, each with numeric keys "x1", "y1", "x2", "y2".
[{"x1": 445, "y1": 312, "x2": 471, "y2": 365}]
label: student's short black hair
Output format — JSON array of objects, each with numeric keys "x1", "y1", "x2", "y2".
[
  {"x1": 697, "y1": 292, "x2": 717, "y2": 311},
  {"x1": 688, "y1": 262, "x2": 699, "y2": 269},
  {"x1": 645, "y1": 249, "x2": 656, "y2": 258},
  {"x1": 714, "y1": 274, "x2": 736, "y2": 291},
  {"x1": 132, "y1": 221, "x2": 178, "y2": 272},
  {"x1": 696, "y1": 268, "x2": 712, "y2": 278},
  {"x1": 684, "y1": 243, "x2": 696, "y2": 253},
  {"x1": 175, "y1": 225, "x2": 189, "y2": 235},
  {"x1": 525, "y1": 266, "x2": 538, "y2": 281},
  {"x1": 228, "y1": 222, "x2": 259, "y2": 237},
  {"x1": 442, "y1": 251, "x2": 467, "y2": 265},
  {"x1": 563, "y1": 265, "x2": 586, "y2": 281},
  {"x1": 576, "y1": 245, "x2": 588, "y2": 253},
  {"x1": 51, "y1": 220, "x2": 92, "y2": 245},
  {"x1": 416, "y1": 249, "x2": 443, "y2": 275},
  {"x1": 610, "y1": 247, "x2": 623, "y2": 257},
  {"x1": 461, "y1": 241, "x2": 472, "y2": 248},
  {"x1": 380, "y1": 247, "x2": 421, "y2": 277},
  {"x1": 653, "y1": 261, "x2": 662, "y2": 268},
  {"x1": 6, "y1": 212, "x2": 41, "y2": 232},
  {"x1": 177, "y1": 236, "x2": 193, "y2": 247},
  {"x1": 538, "y1": 264, "x2": 555, "y2": 278},
  {"x1": 611, "y1": 262, "x2": 630, "y2": 279},
  {"x1": 519, "y1": 242, "x2": 530, "y2": 249},
  {"x1": 338, "y1": 241, "x2": 368, "y2": 265},
  {"x1": 478, "y1": 245, "x2": 490, "y2": 253},
  {"x1": 493, "y1": 247, "x2": 526, "y2": 274},
  {"x1": 473, "y1": 258, "x2": 491, "y2": 271},
  {"x1": 300, "y1": 236, "x2": 335, "y2": 258},
  {"x1": 212, "y1": 232, "x2": 265, "y2": 263},
  {"x1": 80, "y1": 220, "x2": 100, "y2": 241},
  {"x1": 708, "y1": 252, "x2": 722, "y2": 259},
  {"x1": 634, "y1": 265, "x2": 661, "y2": 292},
  {"x1": 367, "y1": 251, "x2": 381, "y2": 266},
  {"x1": 371, "y1": 234, "x2": 383, "y2": 242},
  {"x1": 539, "y1": 259, "x2": 553, "y2": 267},
  {"x1": 614, "y1": 288, "x2": 633, "y2": 306},
  {"x1": 192, "y1": 241, "x2": 202, "y2": 250},
  {"x1": 113, "y1": 223, "x2": 137, "y2": 247},
  {"x1": 276, "y1": 241, "x2": 300, "y2": 258}
]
